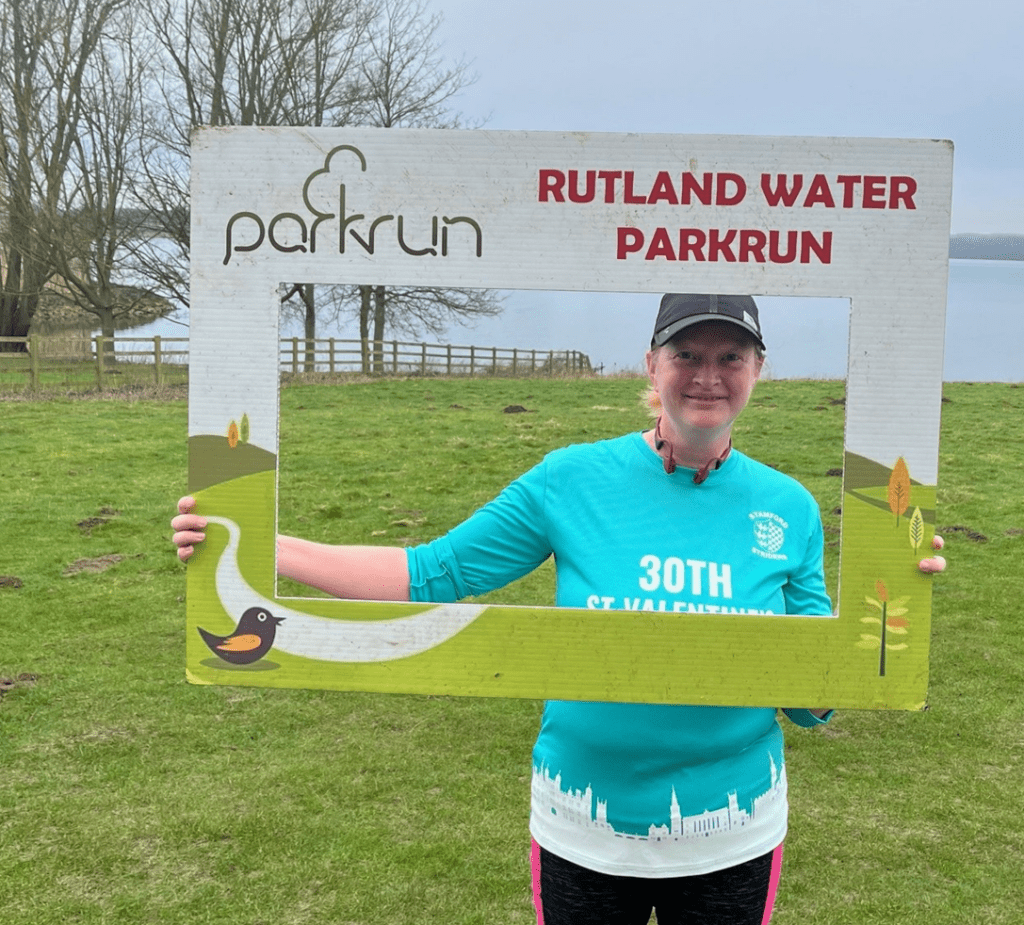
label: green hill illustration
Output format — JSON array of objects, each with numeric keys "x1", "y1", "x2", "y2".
[{"x1": 188, "y1": 434, "x2": 277, "y2": 493}]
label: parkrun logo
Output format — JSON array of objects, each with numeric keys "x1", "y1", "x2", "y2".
[{"x1": 222, "y1": 144, "x2": 483, "y2": 266}]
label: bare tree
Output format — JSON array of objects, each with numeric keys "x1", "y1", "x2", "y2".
[
  {"x1": 0, "y1": 0, "x2": 131, "y2": 350},
  {"x1": 149, "y1": 0, "x2": 370, "y2": 128},
  {"x1": 313, "y1": 0, "x2": 504, "y2": 372},
  {"x1": 356, "y1": 0, "x2": 471, "y2": 130},
  {"x1": 134, "y1": 0, "x2": 372, "y2": 315},
  {"x1": 35, "y1": 10, "x2": 172, "y2": 364},
  {"x1": 0, "y1": 0, "x2": 500, "y2": 368},
  {"x1": 130, "y1": 0, "x2": 502, "y2": 368}
]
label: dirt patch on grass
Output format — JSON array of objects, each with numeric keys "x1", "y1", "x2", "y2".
[
  {"x1": 938, "y1": 524, "x2": 989, "y2": 542},
  {"x1": 62, "y1": 554, "x2": 126, "y2": 576},
  {"x1": 0, "y1": 575, "x2": 23, "y2": 589},
  {"x1": 0, "y1": 673, "x2": 39, "y2": 702},
  {"x1": 76, "y1": 506, "x2": 121, "y2": 533}
]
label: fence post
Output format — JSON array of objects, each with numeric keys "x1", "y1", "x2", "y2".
[
  {"x1": 531, "y1": 350, "x2": 537, "y2": 375},
  {"x1": 153, "y1": 336, "x2": 163, "y2": 386},
  {"x1": 470, "y1": 345, "x2": 476, "y2": 376},
  {"x1": 94, "y1": 336, "x2": 105, "y2": 388},
  {"x1": 329, "y1": 338, "x2": 336, "y2": 373},
  {"x1": 291, "y1": 338, "x2": 299, "y2": 374},
  {"x1": 491, "y1": 346, "x2": 497, "y2": 375},
  {"x1": 420, "y1": 342, "x2": 427, "y2": 375},
  {"x1": 446, "y1": 344, "x2": 452, "y2": 375},
  {"x1": 28, "y1": 336, "x2": 39, "y2": 389},
  {"x1": 512, "y1": 348, "x2": 518, "y2": 377}
]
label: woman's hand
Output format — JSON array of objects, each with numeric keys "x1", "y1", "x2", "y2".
[
  {"x1": 170, "y1": 496, "x2": 206, "y2": 562},
  {"x1": 918, "y1": 534, "x2": 946, "y2": 573}
]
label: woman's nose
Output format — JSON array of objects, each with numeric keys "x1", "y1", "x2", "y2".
[{"x1": 692, "y1": 360, "x2": 721, "y2": 384}]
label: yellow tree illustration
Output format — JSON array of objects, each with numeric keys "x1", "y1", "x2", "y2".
[
  {"x1": 908, "y1": 506, "x2": 925, "y2": 555},
  {"x1": 887, "y1": 456, "x2": 911, "y2": 528},
  {"x1": 227, "y1": 420, "x2": 239, "y2": 448}
]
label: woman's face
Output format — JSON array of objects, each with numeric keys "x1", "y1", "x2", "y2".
[{"x1": 646, "y1": 321, "x2": 764, "y2": 444}]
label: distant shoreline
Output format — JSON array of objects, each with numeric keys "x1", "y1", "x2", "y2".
[{"x1": 949, "y1": 233, "x2": 1024, "y2": 261}]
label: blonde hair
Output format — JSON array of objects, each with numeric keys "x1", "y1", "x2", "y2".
[{"x1": 642, "y1": 383, "x2": 663, "y2": 418}]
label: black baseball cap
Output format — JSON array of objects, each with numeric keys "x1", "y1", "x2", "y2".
[{"x1": 651, "y1": 294, "x2": 765, "y2": 351}]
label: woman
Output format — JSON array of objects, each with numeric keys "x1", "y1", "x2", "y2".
[{"x1": 173, "y1": 293, "x2": 945, "y2": 924}]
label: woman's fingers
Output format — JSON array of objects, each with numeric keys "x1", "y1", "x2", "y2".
[{"x1": 172, "y1": 498, "x2": 206, "y2": 562}]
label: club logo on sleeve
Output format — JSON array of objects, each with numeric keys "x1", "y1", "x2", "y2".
[{"x1": 750, "y1": 511, "x2": 789, "y2": 560}]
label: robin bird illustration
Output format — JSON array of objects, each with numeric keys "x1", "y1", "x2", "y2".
[{"x1": 198, "y1": 607, "x2": 284, "y2": 665}]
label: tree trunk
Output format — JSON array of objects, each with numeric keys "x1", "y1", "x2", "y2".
[
  {"x1": 372, "y1": 285, "x2": 386, "y2": 374},
  {"x1": 95, "y1": 307, "x2": 117, "y2": 367},
  {"x1": 0, "y1": 294, "x2": 33, "y2": 351},
  {"x1": 301, "y1": 284, "x2": 316, "y2": 372},
  {"x1": 359, "y1": 286, "x2": 371, "y2": 374},
  {"x1": 0, "y1": 251, "x2": 34, "y2": 351}
]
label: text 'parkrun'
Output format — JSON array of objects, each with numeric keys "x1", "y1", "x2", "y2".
[
  {"x1": 539, "y1": 168, "x2": 920, "y2": 266},
  {"x1": 222, "y1": 144, "x2": 484, "y2": 266}
]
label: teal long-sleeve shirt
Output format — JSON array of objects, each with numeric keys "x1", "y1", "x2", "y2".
[{"x1": 407, "y1": 433, "x2": 832, "y2": 877}]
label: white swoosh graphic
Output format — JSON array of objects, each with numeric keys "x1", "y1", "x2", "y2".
[{"x1": 206, "y1": 516, "x2": 486, "y2": 662}]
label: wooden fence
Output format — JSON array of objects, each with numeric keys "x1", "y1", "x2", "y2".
[
  {"x1": 0, "y1": 335, "x2": 189, "y2": 389},
  {"x1": 0, "y1": 335, "x2": 591, "y2": 390},
  {"x1": 280, "y1": 337, "x2": 591, "y2": 377}
]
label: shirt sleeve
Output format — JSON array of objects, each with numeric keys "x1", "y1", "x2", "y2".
[
  {"x1": 406, "y1": 458, "x2": 555, "y2": 603},
  {"x1": 779, "y1": 501, "x2": 835, "y2": 725},
  {"x1": 783, "y1": 503, "x2": 833, "y2": 617},
  {"x1": 781, "y1": 708, "x2": 834, "y2": 727}
]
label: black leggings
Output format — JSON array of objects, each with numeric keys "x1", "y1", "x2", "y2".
[{"x1": 531, "y1": 840, "x2": 782, "y2": 925}]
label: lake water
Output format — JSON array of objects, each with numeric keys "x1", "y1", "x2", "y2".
[
  {"x1": 126, "y1": 259, "x2": 1022, "y2": 382},
  {"x1": 941, "y1": 260, "x2": 1023, "y2": 382}
]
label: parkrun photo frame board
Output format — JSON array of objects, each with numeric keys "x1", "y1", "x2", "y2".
[{"x1": 186, "y1": 127, "x2": 953, "y2": 710}]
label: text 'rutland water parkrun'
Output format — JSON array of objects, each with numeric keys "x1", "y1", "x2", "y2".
[{"x1": 539, "y1": 167, "x2": 918, "y2": 265}]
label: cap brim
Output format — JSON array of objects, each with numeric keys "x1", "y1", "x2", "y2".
[{"x1": 653, "y1": 314, "x2": 766, "y2": 350}]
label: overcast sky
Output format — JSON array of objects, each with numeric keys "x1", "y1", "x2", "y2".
[{"x1": 435, "y1": 0, "x2": 1022, "y2": 234}]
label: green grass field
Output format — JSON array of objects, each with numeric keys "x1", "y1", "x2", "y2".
[
  {"x1": 1, "y1": 377, "x2": 1023, "y2": 924},
  {"x1": 0, "y1": 355, "x2": 190, "y2": 392}
]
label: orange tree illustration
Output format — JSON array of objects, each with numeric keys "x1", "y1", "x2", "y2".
[{"x1": 888, "y1": 456, "x2": 911, "y2": 527}]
